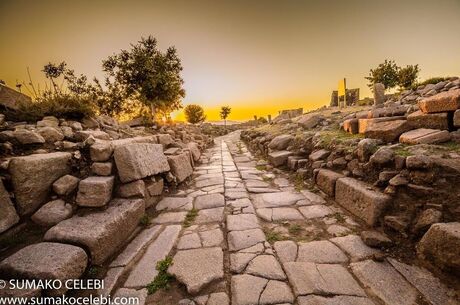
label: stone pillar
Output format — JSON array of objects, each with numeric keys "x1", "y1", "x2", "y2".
[
  {"x1": 373, "y1": 83, "x2": 385, "y2": 107},
  {"x1": 268, "y1": 115, "x2": 272, "y2": 123}
]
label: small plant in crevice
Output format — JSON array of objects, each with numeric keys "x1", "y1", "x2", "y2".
[
  {"x1": 87, "y1": 266, "x2": 101, "y2": 278},
  {"x1": 255, "y1": 164, "x2": 266, "y2": 171},
  {"x1": 288, "y1": 224, "x2": 303, "y2": 235},
  {"x1": 265, "y1": 230, "x2": 284, "y2": 243},
  {"x1": 184, "y1": 208, "x2": 198, "y2": 227},
  {"x1": 330, "y1": 212, "x2": 346, "y2": 223},
  {"x1": 139, "y1": 214, "x2": 150, "y2": 226},
  {"x1": 147, "y1": 256, "x2": 174, "y2": 294}
]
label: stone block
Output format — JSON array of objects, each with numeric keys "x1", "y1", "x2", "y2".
[
  {"x1": 407, "y1": 110, "x2": 449, "y2": 130},
  {"x1": 400, "y1": 128, "x2": 450, "y2": 144},
  {"x1": 364, "y1": 119, "x2": 411, "y2": 142},
  {"x1": 315, "y1": 169, "x2": 343, "y2": 197},
  {"x1": 418, "y1": 89, "x2": 460, "y2": 113},
  {"x1": 268, "y1": 150, "x2": 293, "y2": 167},
  {"x1": 76, "y1": 176, "x2": 114, "y2": 207},
  {"x1": 168, "y1": 152, "x2": 193, "y2": 182}
]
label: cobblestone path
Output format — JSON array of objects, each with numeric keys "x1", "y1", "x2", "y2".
[{"x1": 108, "y1": 131, "x2": 456, "y2": 305}]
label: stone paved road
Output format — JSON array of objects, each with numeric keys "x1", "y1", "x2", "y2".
[{"x1": 109, "y1": 131, "x2": 457, "y2": 305}]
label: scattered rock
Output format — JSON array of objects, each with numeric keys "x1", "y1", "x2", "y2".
[{"x1": 31, "y1": 199, "x2": 73, "y2": 226}]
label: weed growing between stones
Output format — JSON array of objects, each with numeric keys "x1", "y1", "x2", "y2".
[
  {"x1": 293, "y1": 174, "x2": 305, "y2": 192},
  {"x1": 255, "y1": 164, "x2": 266, "y2": 171},
  {"x1": 139, "y1": 214, "x2": 150, "y2": 226},
  {"x1": 330, "y1": 212, "x2": 346, "y2": 223},
  {"x1": 147, "y1": 256, "x2": 174, "y2": 294},
  {"x1": 236, "y1": 142, "x2": 243, "y2": 154},
  {"x1": 265, "y1": 229, "x2": 284, "y2": 243},
  {"x1": 183, "y1": 208, "x2": 198, "y2": 227},
  {"x1": 288, "y1": 224, "x2": 303, "y2": 235}
]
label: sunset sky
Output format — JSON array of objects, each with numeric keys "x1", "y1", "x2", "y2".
[{"x1": 1, "y1": 0, "x2": 460, "y2": 121}]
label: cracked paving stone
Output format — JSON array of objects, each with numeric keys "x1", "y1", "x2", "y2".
[
  {"x1": 326, "y1": 224, "x2": 351, "y2": 237},
  {"x1": 152, "y1": 211, "x2": 187, "y2": 224},
  {"x1": 177, "y1": 233, "x2": 201, "y2": 250},
  {"x1": 284, "y1": 262, "x2": 366, "y2": 297},
  {"x1": 274, "y1": 241, "x2": 298, "y2": 263},
  {"x1": 195, "y1": 207, "x2": 224, "y2": 224},
  {"x1": 231, "y1": 274, "x2": 268, "y2": 305},
  {"x1": 298, "y1": 295, "x2": 376, "y2": 305},
  {"x1": 168, "y1": 247, "x2": 224, "y2": 295},
  {"x1": 246, "y1": 254, "x2": 286, "y2": 280},
  {"x1": 300, "y1": 190, "x2": 326, "y2": 205},
  {"x1": 199, "y1": 228, "x2": 224, "y2": 247},
  {"x1": 350, "y1": 260, "x2": 419, "y2": 305},
  {"x1": 207, "y1": 292, "x2": 230, "y2": 305},
  {"x1": 296, "y1": 240, "x2": 348, "y2": 263},
  {"x1": 245, "y1": 180, "x2": 271, "y2": 188},
  {"x1": 259, "y1": 280, "x2": 294, "y2": 305},
  {"x1": 156, "y1": 197, "x2": 192, "y2": 211},
  {"x1": 228, "y1": 228, "x2": 266, "y2": 251},
  {"x1": 194, "y1": 193, "x2": 225, "y2": 209},
  {"x1": 271, "y1": 207, "x2": 304, "y2": 221},
  {"x1": 230, "y1": 253, "x2": 258, "y2": 273},
  {"x1": 225, "y1": 191, "x2": 249, "y2": 199},
  {"x1": 253, "y1": 192, "x2": 305, "y2": 208},
  {"x1": 299, "y1": 205, "x2": 333, "y2": 219},
  {"x1": 227, "y1": 214, "x2": 259, "y2": 231},
  {"x1": 330, "y1": 235, "x2": 380, "y2": 261}
]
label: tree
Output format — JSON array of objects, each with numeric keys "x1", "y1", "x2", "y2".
[
  {"x1": 102, "y1": 36, "x2": 185, "y2": 121},
  {"x1": 365, "y1": 60, "x2": 399, "y2": 90},
  {"x1": 184, "y1": 104, "x2": 206, "y2": 124},
  {"x1": 42, "y1": 61, "x2": 67, "y2": 93},
  {"x1": 220, "y1": 106, "x2": 231, "y2": 127},
  {"x1": 398, "y1": 64, "x2": 419, "y2": 89}
]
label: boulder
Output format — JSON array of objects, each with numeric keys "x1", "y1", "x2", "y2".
[
  {"x1": 118, "y1": 180, "x2": 146, "y2": 198},
  {"x1": 31, "y1": 199, "x2": 73, "y2": 226},
  {"x1": 268, "y1": 151, "x2": 293, "y2": 167},
  {"x1": 297, "y1": 114, "x2": 323, "y2": 129},
  {"x1": 52, "y1": 174, "x2": 80, "y2": 196},
  {"x1": 418, "y1": 89, "x2": 460, "y2": 113},
  {"x1": 399, "y1": 128, "x2": 451, "y2": 144},
  {"x1": 157, "y1": 134, "x2": 174, "y2": 146},
  {"x1": 364, "y1": 120, "x2": 411, "y2": 142},
  {"x1": 13, "y1": 129, "x2": 45, "y2": 144},
  {"x1": 9, "y1": 152, "x2": 71, "y2": 215},
  {"x1": 90, "y1": 141, "x2": 114, "y2": 162},
  {"x1": 369, "y1": 147, "x2": 394, "y2": 166},
  {"x1": 76, "y1": 176, "x2": 114, "y2": 207},
  {"x1": 335, "y1": 178, "x2": 390, "y2": 226},
  {"x1": 0, "y1": 242, "x2": 87, "y2": 295},
  {"x1": 75, "y1": 130, "x2": 110, "y2": 141},
  {"x1": 309, "y1": 149, "x2": 330, "y2": 162},
  {"x1": 44, "y1": 199, "x2": 145, "y2": 264},
  {"x1": 168, "y1": 153, "x2": 193, "y2": 182},
  {"x1": 417, "y1": 222, "x2": 460, "y2": 271},
  {"x1": 114, "y1": 143, "x2": 170, "y2": 183},
  {"x1": 37, "y1": 116, "x2": 59, "y2": 128},
  {"x1": 187, "y1": 142, "x2": 201, "y2": 161},
  {"x1": 91, "y1": 162, "x2": 113, "y2": 176},
  {"x1": 357, "y1": 138, "x2": 378, "y2": 162},
  {"x1": 0, "y1": 179, "x2": 19, "y2": 233},
  {"x1": 37, "y1": 127, "x2": 64, "y2": 143},
  {"x1": 407, "y1": 110, "x2": 449, "y2": 130},
  {"x1": 268, "y1": 134, "x2": 294, "y2": 150},
  {"x1": 315, "y1": 169, "x2": 343, "y2": 197}
]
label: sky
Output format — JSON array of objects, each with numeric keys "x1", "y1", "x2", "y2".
[{"x1": 1, "y1": 0, "x2": 460, "y2": 121}]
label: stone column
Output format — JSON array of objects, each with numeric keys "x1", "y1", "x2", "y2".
[
  {"x1": 373, "y1": 83, "x2": 385, "y2": 107},
  {"x1": 268, "y1": 115, "x2": 272, "y2": 123}
]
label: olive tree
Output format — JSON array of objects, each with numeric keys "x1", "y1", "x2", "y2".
[{"x1": 184, "y1": 104, "x2": 206, "y2": 124}]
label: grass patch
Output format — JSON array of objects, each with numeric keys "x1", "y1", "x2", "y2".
[
  {"x1": 236, "y1": 142, "x2": 244, "y2": 154},
  {"x1": 439, "y1": 141, "x2": 460, "y2": 151},
  {"x1": 317, "y1": 129, "x2": 364, "y2": 152},
  {"x1": 293, "y1": 174, "x2": 305, "y2": 192},
  {"x1": 183, "y1": 208, "x2": 198, "y2": 227},
  {"x1": 256, "y1": 164, "x2": 267, "y2": 171},
  {"x1": 147, "y1": 256, "x2": 174, "y2": 294},
  {"x1": 265, "y1": 230, "x2": 284, "y2": 243},
  {"x1": 288, "y1": 224, "x2": 303, "y2": 235},
  {"x1": 330, "y1": 212, "x2": 346, "y2": 223},
  {"x1": 393, "y1": 145, "x2": 412, "y2": 157},
  {"x1": 262, "y1": 176, "x2": 273, "y2": 182},
  {"x1": 139, "y1": 214, "x2": 150, "y2": 226}
]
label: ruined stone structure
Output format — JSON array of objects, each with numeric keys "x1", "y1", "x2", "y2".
[{"x1": 330, "y1": 88, "x2": 360, "y2": 107}]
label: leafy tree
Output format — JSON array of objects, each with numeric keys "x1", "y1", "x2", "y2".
[
  {"x1": 184, "y1": 104, "x2": 206, "y2": 124},
  {"x1": 42, "y1": 61, "x2": 67, "y2": 93},
  {"x1": 102, "y1": 36, "x2": 185, "y2": 120},
  {"x1": 365, "y1": 60, "x2": 399, "y2": 91},
  {"x1": 398, "y1": 64, "x2": 419, "y2": 89},
  {"x1": 220, "y1": 106, "x2": 231, "y2": 127}
]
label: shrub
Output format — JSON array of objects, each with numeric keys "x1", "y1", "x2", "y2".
[
  {"x1": 365, "y1": 60, "x2": 399, "y2": 90},
  {"x1": 184, "y1": 104, "x2": 206, "y2": 124},
  {"x1": 418, "y1": 77, "x2": 451, "y2": 86},
  {"x1": 398, "y1": 65, "x2": 419, "y2": 89}
]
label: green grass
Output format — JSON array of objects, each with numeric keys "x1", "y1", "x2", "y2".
[
  {"x1": 439, "y1": 141, "x2": 460, "y2": 151},
  {"x1": 293, "y1": 174, "x2": 305, "y2": 192},
  {"x1": 330, "y1": 212, "x2": 346, "y2": 223},
  {"x1": 139, "y1": 214, "x2": 150, "y2": 226},
  {"x1": 147, "y1": 256, "x2": 174, "y2": 294},
  {"x1": 265, "y1": 230, "x2": 284, "y2": 243},
  {"x1": 262, "y1": 176, "x2": 273, "y2": 182},
  {"x1": 317, "y1": 129, "x2": 364, "y2": 152},
  {"x1": 255, "y1": 164, "x2": 266, "y2": 171},
  {"x1": 183, "y1": 208, "x2": 198, "y2": 227},
  {"x1": 288, "y1": 224, "x2": 303, "y2": 235}
]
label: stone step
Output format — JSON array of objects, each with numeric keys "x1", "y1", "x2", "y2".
[
  {"x1": 334, "y1": 177, "x2": 390, "y2": 226},
  {"x1": 123, "y1": 225, "x2": 181, "y2": 288},
  {"x1": 44, "y1": 198, "x2": 145, "y2": 264}
]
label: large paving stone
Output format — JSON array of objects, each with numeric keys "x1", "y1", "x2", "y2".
[
  {"x1": 399, "y1": 128, "x2": 450, "y2": 144},
  {"x1": 296, "y1": 240, "x2": 348, "y2": 263},
  {"x1": 168, "y1": 152, "x2": 194, "y2": 182},
  {"x1": 231, "y1": 274, "x2": 268, "y2": 305},
  {"x1": 246, "y1": 254, "x2": 286, "y2": 280},
  {"x1": 335, "y1": 177, "x2": 390, "y2": 226},
  {"x1": 156, "y1": 197, "x2": 192, "y2": 211},
  {"x1": 417, "y1": 222, "x2": 460, "y2": 271},
  {"x1": 298, "y1": 295, "x2": 376, "y2": 305},
  {"x1": 268, "y1": 150, "x2": 293, "y2": 167},
  {"x1": 418, "y1": 89, "x2": 460, "y2": 113},
  {"x1": 114, "y1": 143, "x2": 170, "y2": 183},
  {"x1": 44, "y1": 198, "x2": 145, "y2": 264},
  {"x1": 350, "y1": 260, "x2": 419, "y2": 305},
  {"x1": 228, "y1": 228, "x2": 266, "y2": 251},
  {"x1": 9, "y1": 152, "x2": 71, "y2": 215},
  {"x1": 259, "y1": 280, "x2": 294, "y2": 305},
  {"x1": 330, "y1": 235, "x2": 379, "y2": 261},
  {"x1": 299, "y1": 205, "x2": 333, "y2": 219},
  {"x1": 0, "y1": 242, "x2": 87, "y2": 295},
  {"x1": 124, "y1": 225, "x2": 181, "y2": 288},
  {"x1": 195, "y1": 207, "x2": 224, "y2": 224},
  {"x1": 152, "y1": 211, "x2": 187, "y2": 224},
  {"x1": 194, "y1": 193, "x2": 225, "y2": 209},
  {"x1": 76, "y1": 176, "x2": 114, "y2": 207},
  {"x1": 168, "y1": 247, "x2": 224, "y2": 294},
  {"x1": 274, "y1": 240, "x2": 297, "y2": 263},
  {"x1": 230, "y1": 252, "x2": 257, "y2": 273},
  {"x1": 315, "y1": 169, "x2": 343, "y2": 197},
  {"x1": 284, "y1": 262, "x2": 365, "y2": 297},
  {"x1": 0, "y1": 179, "x2": 19, "y2": 233},
  {"x1": 227, "y1": 214, "x2": 259, "y2": 231},
  {"x1": 253, "y1": 191, "x2": 305, "y2": 208},
  {"x1": 177, "y1": 233, "x2": 202, "y2": 249},
  {"x1": 300, "y1": 190, "x2": 326, "y2": 205},
  {"x1": 388, "y1": 258, "x2": 455, "y2": 305}
]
